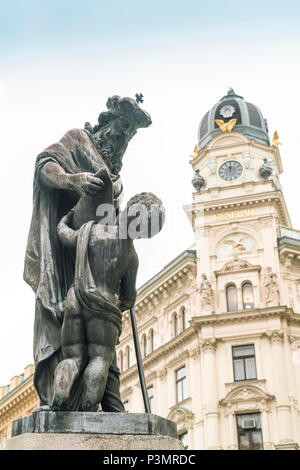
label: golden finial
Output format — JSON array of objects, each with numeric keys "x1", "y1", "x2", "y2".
[
  {"x1": 272, "y1": 130, "x2": 282, "y2": 146},
  {"x1": 215, "y1": 118, "x2": 237, "y2": 132},
  {"x1": 190, "y1": 145, "x2": 199, "y2": 159}
]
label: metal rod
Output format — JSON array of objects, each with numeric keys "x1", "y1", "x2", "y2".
[{"x1": 129, "y1": 307, "x2": 151, "y2": 413}]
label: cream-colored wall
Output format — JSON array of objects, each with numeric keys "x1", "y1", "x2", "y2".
[{"x1": 118, "y1": 132, "x2": 300, "y2": 450}]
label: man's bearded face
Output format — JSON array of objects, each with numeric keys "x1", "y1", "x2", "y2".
[{"x1": 94, "y1": 118, "x2": 137, "y2": 176}]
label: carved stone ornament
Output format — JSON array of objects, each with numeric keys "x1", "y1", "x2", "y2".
[
  {"x1": 159, "y1": 367, "x2": 168, "y2": 381},
  {"x1": 262, "y1": 267, "x2": 280, "y2": 306},
  {"x1": 259, "y1": 158, "x2": 273, "y2": 180},
  {"x1": 167, "y1": 407, "x2": 195, "y2": 430},
  {"x1": 220, "y1": 384, "x2": 275, "y2": 410},
  {"x1": 266, "y1": 329, "x2": 284, "y2": 344},
  {"x1": 199, "y1": 338, "x2": 217, "y2": 353},
  {"x1": 223, "y1": 256, "x2": 250, "y2": 271},
  {"x1": 199, "y1": 273, "x2": 214, "y2": 313},
  {"x1": 220, "y1": 104, "x2": 235, "y2": 118},
  {"x1": 192, "y1": 170, "x2": 205, "y2": 191},
  {"x1": 216, "y1": 256, "x2": 259, "y2": 276}
]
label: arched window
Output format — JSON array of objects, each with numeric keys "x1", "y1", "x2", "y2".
[
  {"x1": 174, "y1": 313, "x2": 178, "y2": 337},
  {"x1": 126, "y1": 345, "x2": 130, "y2": 368},
  {"x1": 226, "y1": 284, "x2": 238, "y2": 312},
  {"x1": 143, "y1": 335, "x2": 147, "y2": 358},
  {"x1": 242, "y1": 282, "x2": 254, "y2": 309},
  {"x1": 119, "y1": 351, "x2": 124, "y2": 372},
  {"x1": 181, "y1": 307, "x2": 186, "y2": 331},
  {"x1": 150, "y1": 329, "x2": 154, "y2": 352}
]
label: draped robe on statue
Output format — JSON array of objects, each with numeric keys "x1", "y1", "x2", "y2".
[{"x1": 23, "y1": 128, "x2": 123, "y2": 409}]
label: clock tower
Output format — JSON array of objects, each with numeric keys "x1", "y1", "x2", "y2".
[{"x1": 185, "y1": 89, "x2": 300, "y2": 449}]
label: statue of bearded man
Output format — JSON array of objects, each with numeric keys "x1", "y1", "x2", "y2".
[{"x1": 24, "y1": 95, "x2": 151, "y2": 409}]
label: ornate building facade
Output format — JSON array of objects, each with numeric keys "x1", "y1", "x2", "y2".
[
  {"x1": 117, "y1": 90, "x2": 300, "y2": 450},
  {"x1": 1, "y1": 89, "x2": 300, "y2": 450}
]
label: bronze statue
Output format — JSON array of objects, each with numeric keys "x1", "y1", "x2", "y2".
[
  {"x1": 23, "y1": 96, "x2": 158, "y2": 410},
  {"x1": 52, "y1": 190, "x2": 164, "y2": 411}
]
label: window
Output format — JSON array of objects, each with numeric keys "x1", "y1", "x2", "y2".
[
  {"x1": 119, "y1": 351, "x2": 124, "y2": 373},
  {"x1": 150, "y1": 329, "x2": 154, "y2": 352},
  {"x1": 232, "y1": 345, "x2": 257, "y2": 381},
  {"x1": 147, "y1": 385, "x2": 154, "y2": 412},
  {"x1": 179, "y1": 431, "x2": 188, "y2": 449},
  {"x1": 19, "y1": 373, "x2": 24, "y2": 383},
  {"x1": 126, "y1": 346, "x2": 130, "y2": 369},
  {"x1": 123, "y1": 401, "x2": 129, "y2": 412},
  {"x1": 174, "y1": 313, "x2": 178, "y2": 336},
  {"x1": 5, "y1": 385, "x2": 9, "y2": 395},
  {"x1": 143, "y1": 335, "x2": 147, "y2": 358},
  {"x1": 242, "y1": 283, "x2": 254, "y2": 309},
  {"x1": 236, "y1": 413, "x2": 263, "y2": 450},
  {"x1": 182, "y1": 308, "x2": 186, "y2": 331},
  {"x1": 176, "y1": 366, "x2": 187, "y2": 403},
  {"x1": 226, "y1": 285, "x2": 238, "y2": 312}
]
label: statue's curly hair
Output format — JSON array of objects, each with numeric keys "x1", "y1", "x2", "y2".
[{"x1": 126, "y1": 192, "x2": 163, "y2": 211}]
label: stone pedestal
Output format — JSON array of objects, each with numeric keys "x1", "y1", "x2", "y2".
[{"x1": 7, "y1": 411, "x2": 183, "y2": 451}]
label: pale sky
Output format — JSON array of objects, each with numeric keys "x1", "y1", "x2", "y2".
[{"x1": 1, "y1": 0, "x2": 300, "y2": 385}]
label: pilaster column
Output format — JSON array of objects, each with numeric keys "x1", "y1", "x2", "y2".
[
  {"x1": 266, "y1": 330, "x2": 292, "y2": 443},
  {"x1": 260, "y1": 401, "x2": 272, "y2": 450},
  {"x1": 158, "y1": 367, "x2": 168, "y2": 417},
  {"x1": 227, "y1": 409, "x2": 238, "y2": 450},
  {"x1": 200, "y1": 338, "x2": 221, "y2": 449}
]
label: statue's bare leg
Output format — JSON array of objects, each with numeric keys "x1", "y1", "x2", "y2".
[
  {"x1": 52, "y1": 287, "x2": 85, "y2": 409},
  {"x1": 80, "y1": 315, "x2": 118, "y2": 411}
]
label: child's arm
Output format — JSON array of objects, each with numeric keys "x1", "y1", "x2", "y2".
[
  {"x1": 119, "y1": 254, "x2": 139, "y2": 311},
  {"x1": 57, "y1": 210, "x2": 79, "y2": 248}
]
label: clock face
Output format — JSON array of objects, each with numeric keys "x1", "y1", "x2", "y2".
[{"x1": 219, "y1": 160, "x2": 243, "y2": 181}]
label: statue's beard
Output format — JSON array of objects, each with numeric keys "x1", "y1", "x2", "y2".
[{"x1": 93, "y1": 129, "x2": 127, "y2": 176}]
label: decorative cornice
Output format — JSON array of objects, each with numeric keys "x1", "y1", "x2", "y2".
[
  {"x1": 215, "y1": 258, "x2": 261, "y2": 276},
  {"x1": 0, "y1": 382, "x2": 38, "y2": 424},
  {"x1": 190, "y1": 306, "x2": 298, "y2": 328},
  {"x1": 220, "y1": 384, "x2": 275, "y2": 409},
  {"x1": 134, "y1": 262, "x2": 196, "y2": 316},
  {"x1": 191, "y1": 190, "x2": 290, "y2": 227},
  {"x1": 225, "y1": 379, "x2": 267, "y2": 393}
]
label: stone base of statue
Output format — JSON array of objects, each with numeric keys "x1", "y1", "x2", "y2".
[{"x1": 6, "y1": 410, "x2": 183, "y2": 450}]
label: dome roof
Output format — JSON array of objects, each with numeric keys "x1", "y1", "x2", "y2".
[{"x1": 198, "y1": 88, "x2": 270, "y2": 151}]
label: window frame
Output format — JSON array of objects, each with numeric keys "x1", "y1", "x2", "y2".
[
  {"x1": 232, "y1": 344, "x2": 257, "y2": 382},
  {"x1": 126, "y1": 346, "x2": 130, "y2": 369},
  {"x1": 150, "y1": 329, "x2": 154, "y2": 352},
  {"x1": 181, "y1": 307, "x2": 186, "y2": 331},
  {"x1": 226, "y1": 284, "x2": 238, "y2": 312},
  {"x1": 174, "y1": 312, "x2": 178, "y2": 337},
  {"x1": 236, "y1": 412, "x2": 263, "y2": 450},
  {"x1": 176, "y1": 365, "x2": 187, "y2": 403},
  {"x1": 242, "y1": 282, "x2": 254, "y2": 310},
  {"x1": 119, "y1": 351, "x2": 124, "y2": 373}
]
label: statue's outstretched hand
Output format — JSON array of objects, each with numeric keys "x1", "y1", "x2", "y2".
[{"x1": 68, "y1": 172, "x2": 104, "y2": 197}]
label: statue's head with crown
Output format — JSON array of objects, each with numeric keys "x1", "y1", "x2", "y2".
[{"x1": 89, "y1": 95, "x2": 152, "y2": 176}]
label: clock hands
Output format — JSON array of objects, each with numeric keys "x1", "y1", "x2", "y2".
[{"x1": 219, "y1": 161, "x2": 242, "y2": 181}]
